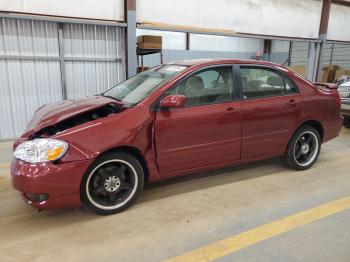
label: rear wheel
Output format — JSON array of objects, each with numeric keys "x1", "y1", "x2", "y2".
[
  {"x1": 284, "y1": 125, "x2": 321, "y2": 170},
  {"x1": 80, "y1": 152, "x2": 144, "y2": 215}
]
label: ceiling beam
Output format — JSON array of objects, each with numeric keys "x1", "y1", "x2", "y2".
[{"x1": 332, "y1": 0, "x2": 350, "y2": 7}]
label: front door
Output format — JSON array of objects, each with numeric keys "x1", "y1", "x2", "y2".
[{"x1": 155, "y1": 66, "x2": 242, "y2": 175}]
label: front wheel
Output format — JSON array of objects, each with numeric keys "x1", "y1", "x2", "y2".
[
  {"x1": 284, "y1": 125, "x2": 321, "y2": 170},
  {"x1": 80, "y1": 152, "x2": 144, "y2": 215}
]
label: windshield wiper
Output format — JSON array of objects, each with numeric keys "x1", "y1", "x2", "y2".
[{"x1": 99, "y1": 94, "x2": 123, "y2": 102}]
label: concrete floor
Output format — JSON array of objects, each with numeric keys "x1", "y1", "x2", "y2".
[{"x1": 1, "y1": 128, "x2": 350, "y2": 262}]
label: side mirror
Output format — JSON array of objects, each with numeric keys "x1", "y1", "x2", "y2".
[{"x1": 160, "y1": 95, "x2": 186, "y2": 110}]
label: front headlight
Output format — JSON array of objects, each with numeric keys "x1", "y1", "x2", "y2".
[{"x1": 14, "y1": 139, "x2": 68, "y2": 163}]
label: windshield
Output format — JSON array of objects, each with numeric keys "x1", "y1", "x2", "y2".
[{"x1": 103, "y1": 65, "x2": 188, "y2": 105}]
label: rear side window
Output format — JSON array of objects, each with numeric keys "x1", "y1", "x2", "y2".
[{"x1": 239, "y1": 67, "x2": 298, "y2": 99}]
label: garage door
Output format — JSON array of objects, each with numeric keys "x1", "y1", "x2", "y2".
[{"x1": 0, "y1": 18, "x2": 125, "y2": 139}]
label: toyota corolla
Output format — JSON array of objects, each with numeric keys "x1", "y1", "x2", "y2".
[{"x1": 11, "y1": 59, "x2": 343, "y2": 215}]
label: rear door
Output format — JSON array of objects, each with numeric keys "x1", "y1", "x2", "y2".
[
  {"x1": 238, "y1": 65, "x2": 303, "y2": 159},
  {"x1": 154, "y1": 66, "x2": 242, "y2": 175}
]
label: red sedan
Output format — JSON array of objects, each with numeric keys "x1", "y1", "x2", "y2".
[{"x1": 11, "y1": 59, "x2": 343, "y2": 215}]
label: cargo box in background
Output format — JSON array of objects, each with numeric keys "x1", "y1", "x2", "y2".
[
  {"x1": 287, "y1": 66, "x2": 307, "y2": 77},
  {"x1": 322, "y1": 65, "x2": 339, "y2": 83},
  {"x1": 137, "y1": 35, "x2": 162, "y2": 49}
]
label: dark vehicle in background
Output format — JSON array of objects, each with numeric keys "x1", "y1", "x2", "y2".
[{"x1": 11, "y1": 59, "x2": 343, "y2": 215}]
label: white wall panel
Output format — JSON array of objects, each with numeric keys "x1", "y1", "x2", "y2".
[
  {"x1": 190, "y1": 34, "x2": 263, "y2": 52},
  {"x1": 140, "y1": 49, "x2": 257, "y2": 67},
  {"x1": 328, "y1": 4, "x2": 350, "y2": 42},
  {"x1": 0, "y1": 0, "x2": 124, "y2": 21},
  {"x1": 137, "y1": 0, "x2": 322, "y2": 39}
]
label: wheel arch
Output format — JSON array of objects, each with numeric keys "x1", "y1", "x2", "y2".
[
  {"x1": 285, "y1": 119, "x2": 324, "y2": 154},
  {"x1": 296, "y1": 120, "x2": 324, "y2": 142},
  {"x1": 97, "y1": 146, "x2": 150, "y2": 183}
]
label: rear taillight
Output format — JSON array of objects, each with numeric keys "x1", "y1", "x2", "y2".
[{"x1": 336, "y1": 93, "x2": 341, "y2": 107}]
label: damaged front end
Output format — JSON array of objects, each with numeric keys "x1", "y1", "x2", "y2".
[
  {"x1": 12, "y1": 96, "x2": 129, "y2": 166},
  {"x1": 31, "y1": 103, "x2": 123, "y2": 139}
]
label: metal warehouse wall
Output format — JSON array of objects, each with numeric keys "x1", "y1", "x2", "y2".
[
  {"x1": 137, "y1": 29, "x2": 263, "y2": 67},
  {"x1": 62, "y1": 24, "x2": 125, "y2": 98},
  {"x1": 270, "y1": 41, "x2": 350, "y2": 78},
  {"x1": 0, "y1": 18, "x2": 125, "y2": 139},
  {"x1": 290, "y1": 42, "x2": 309, "y2": 67},
  {"x1": 323, "y1": 43, "x2": 350, "y2": 68},
  {"x1": 139, "y1": 49, "x2": 257, "y2": 67}
]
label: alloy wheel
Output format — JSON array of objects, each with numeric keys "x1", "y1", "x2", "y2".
[
  {"x1": 86, "y1": 160, "x2": 138, "y2": 210},
  {"x1": 293, "y1": 131, "x2": 319, "y2": 167}
]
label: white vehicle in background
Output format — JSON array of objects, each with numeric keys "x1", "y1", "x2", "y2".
[{"x1": 338, "y1": 78, "x2": 350, "y2": 128}]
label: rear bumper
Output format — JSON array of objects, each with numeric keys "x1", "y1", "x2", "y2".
[
  {"x1": 11, "y1": 159, "x2": 93, "y2": 210},
  {"x1": 323, "y1": 115, "x2": 343, "y2": 143}
]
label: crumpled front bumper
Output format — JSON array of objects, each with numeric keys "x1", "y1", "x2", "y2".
[{"x1": 11, "y1": 158, "x2": 94, "y2": 210}]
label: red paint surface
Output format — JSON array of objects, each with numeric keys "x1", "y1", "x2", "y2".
[{"x1": 11, "y1": 59, "x2": 343, "y2": 210}]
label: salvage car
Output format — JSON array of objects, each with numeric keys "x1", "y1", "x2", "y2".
[{"x1": 11, "y1": 59, "x2": 343, "y2": 215}]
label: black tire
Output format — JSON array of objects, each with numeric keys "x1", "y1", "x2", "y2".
[
  {"x1": 80, "y1": 151, "x2": 144, "y2": 215},
  {"x1": 284, "y1": 125, "x2": 321, "y2": 170},
  {"x1": 344, "y1": 117, "x2": 350, "y2": 128}
]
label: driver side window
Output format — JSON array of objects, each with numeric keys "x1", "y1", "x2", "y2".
[{"x1": 168, "y1": 66, "x2": 234, "y2": 107}]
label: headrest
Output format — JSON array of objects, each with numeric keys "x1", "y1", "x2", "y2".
[
  {"x1": 188, "y1": 76, "x2": 204, "y2": 90},
  {"x1": 267, "y1": 76, "x2": 283, "y2": 87}
]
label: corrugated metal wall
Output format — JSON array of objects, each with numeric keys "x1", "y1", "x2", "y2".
[
  {"x1": 323, "y1": 43, "x2": 350, "y2": 68},
  {"x1": 0, "y1": 18, "x2": 62, "y2": 139},
  {"x1": 0, "y1": 18, "x2": 125, "y2": 139},
  {"x1": 289, "y1": 42, "x2": 350, "y2": 69},
  {"x1": 290, "y1": 42, "x2": 309, "y2": 67},
  {"x1": 63, "y1": 24, "x2": 125, "y2": 98},
  {"x1": 140, "y1": 49, "x2": 256, "y2": 67}
]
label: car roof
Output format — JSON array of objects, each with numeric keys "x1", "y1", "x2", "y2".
[{"x1": 170, "y1": 58, "x2": 283, "y2": 68}]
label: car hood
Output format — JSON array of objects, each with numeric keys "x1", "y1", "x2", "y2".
[{"x1": 23, "y1": 96, "x2": 123, "y2": 137}]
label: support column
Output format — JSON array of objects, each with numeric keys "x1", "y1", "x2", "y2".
[
  {"x1": 313, "y1": 0, "x2": 331, "y2": 82},
  {"x1": 263, "y1": 39, "x2": 272, "y2": 61},
  {"x1": 307, "y1": 42, "x2": 317, "y2": 81},
  {"x1": 186, "y1": 32, "x2": 190, "y2": 50},
  {"x1": 58, "y1": 23, "x2": 67, "y2": 99},
  {"x1": 125, "y1": 0, "x2": 137, "y2": 78},
  {"x1": 287, "y1": 41, "x2": 292, "y2": 66}
]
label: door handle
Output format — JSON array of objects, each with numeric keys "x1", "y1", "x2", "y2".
[
  {"x1": 224, "y1": 107, "x2": 236, "y2": 115},
  {"x1": 288, "y1": 99, "x2": 297, "y2": 107}
]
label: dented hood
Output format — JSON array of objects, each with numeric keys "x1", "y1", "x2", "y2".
[{"x1": 23, "y1": 96, "x2": 121, "y2": 136}]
